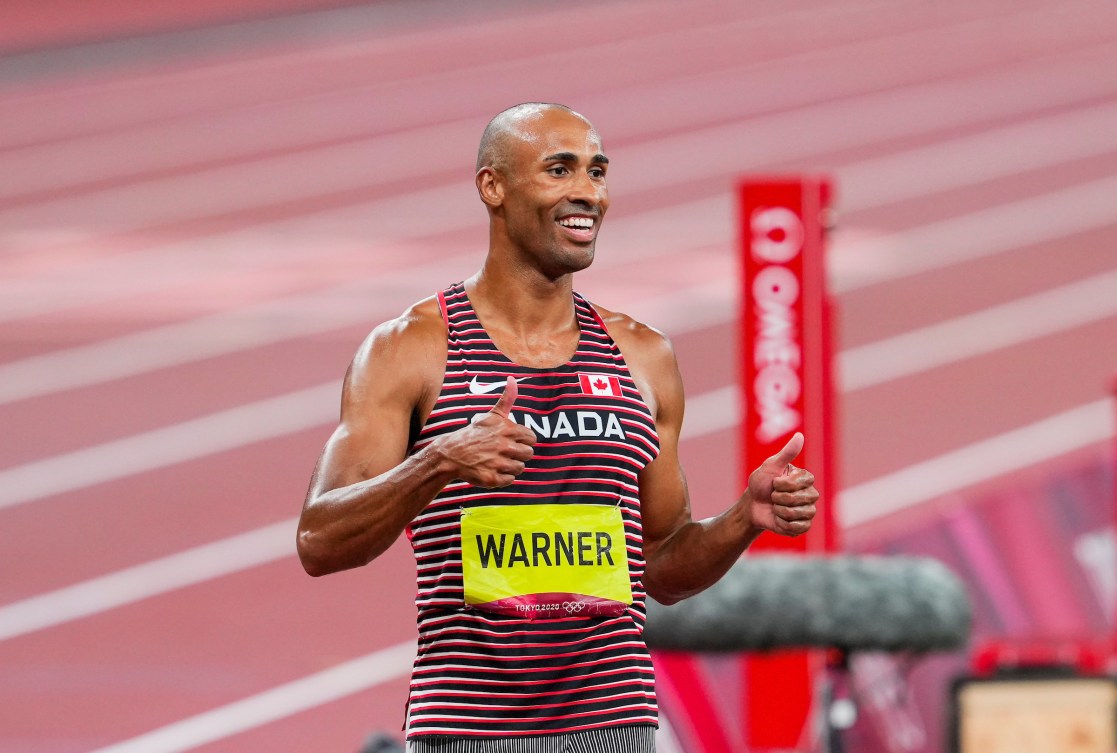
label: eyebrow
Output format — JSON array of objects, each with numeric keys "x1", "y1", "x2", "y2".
[{"x1": 543, "y1": 151, "x2": 610, "y2": 165}]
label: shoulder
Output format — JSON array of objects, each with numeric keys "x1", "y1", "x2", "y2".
[
  {"x1": 589, "y1": 302, "x2": 682, "y2": 422},
  {"x1": 345, "y1": 295, "x2": 447, "y2": 415},
  {"x1": 591, "y1": 302, "x2": 675, "y2": 363},
  {"x1": 353, "y1": 295, "x2": 445, "y2": 367}
]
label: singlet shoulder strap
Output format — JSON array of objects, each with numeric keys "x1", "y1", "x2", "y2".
[
  {"x1": 436, "y1": 281, "x2": 471, "y2": 330},
  {"x1": 436, "y1": 289, "x2": 450, "y2": 327},
  {"x1": 574, "y1": 292, "x2": 610, "y2": 334}
]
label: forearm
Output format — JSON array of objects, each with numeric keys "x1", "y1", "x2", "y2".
[
  {"x1": 297, "y1": 445, "x2": 454, "y2": 576},
  {"x1": 643, "y1": 493, "x2": 763, "y2": 605}
]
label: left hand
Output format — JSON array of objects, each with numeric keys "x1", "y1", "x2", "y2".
[{"x1": 746, "y1": 432, "x2": 819, "y2": 537}]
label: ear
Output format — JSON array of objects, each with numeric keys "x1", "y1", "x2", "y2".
[{"x1": 476, "y1": 167, "x2": 504, "y2": 208}]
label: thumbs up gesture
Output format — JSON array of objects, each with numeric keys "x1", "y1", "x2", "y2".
[
  {"x1": 488, "y1": 375, "x2": 519, "y2": 419},
  {"x1": 746, "y1": 432, "x2": 819, "y2": 537},
  {"x1": 437, "y1": 377, "x2": 537, "y2": 488}
]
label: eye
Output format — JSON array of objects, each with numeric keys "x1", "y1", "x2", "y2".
[
  {"x1": 548, "y1": 165, "x2": 570, "y2": 176},
  {"x1": 589, "y1": 167, "x2": 606, "y2": 179}
]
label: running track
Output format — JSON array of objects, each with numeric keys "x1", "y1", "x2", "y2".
[{"x1": 1, "y1": 1, "x2": 1116, "y2": 751}]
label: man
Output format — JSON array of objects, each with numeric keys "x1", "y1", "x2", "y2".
[{"x1": 298, "y1": 102, "x2": 819, "y2": 753}]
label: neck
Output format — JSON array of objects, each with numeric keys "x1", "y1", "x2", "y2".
[{"x1": 466, "y1": 259, "x2": 577, "y2": 338}]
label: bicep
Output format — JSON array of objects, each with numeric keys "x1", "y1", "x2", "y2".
[
  {"x1": 306, "y1": 404, "x2": 412, "y2": 502},
  {"x1": 305, "y1": 324, "x2": 433, "y2": 504},
  {"x1": 638, "y1": 436, "x2": 691, "y2": 560},
  {"x1": 597, "y1": 309, "x2": 692, "y2": 556},
  {"x1": 634, "y1": 337, "x2": 692, "y2": 556}
]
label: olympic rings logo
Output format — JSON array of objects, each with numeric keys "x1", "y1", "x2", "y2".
[{"x1": 562, "y1": 601, "x2": 586, "y2": 614}]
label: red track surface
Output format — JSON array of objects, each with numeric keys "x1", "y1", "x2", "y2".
[
  {"x1": 1, "y1": 1, "x2": 1116, "y2": 751},
  {"x1": 0, "y1": 0, "x2": 361, "y2": 54}
]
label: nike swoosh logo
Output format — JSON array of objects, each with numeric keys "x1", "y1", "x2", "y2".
[{"x1": 468, "y1": 375, "x2": 528, "y2": 395}]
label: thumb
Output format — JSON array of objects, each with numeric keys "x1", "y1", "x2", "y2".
[
  {"x1": 764, "y1": 431, "x2": 804, "y2": 472},
  {"x1": 489, "y1": 376, "x2": 518, "y2": 417}
]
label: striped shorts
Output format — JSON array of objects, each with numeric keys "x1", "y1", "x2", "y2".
[{"x1": 407, "y1": 725, "x2": 656, "y2": 753}]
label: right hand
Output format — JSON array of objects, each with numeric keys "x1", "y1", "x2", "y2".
[
  {"x1": 439, "y1": 377, "x2": 536, "y2": 488},
  {"x1": 746, "y1": 432, "x2": 817, "y2": 537}
]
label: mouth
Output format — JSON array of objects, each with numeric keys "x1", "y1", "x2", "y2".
[{"x1": 556, "y1": 214, "x2": 597, "y2": 243}]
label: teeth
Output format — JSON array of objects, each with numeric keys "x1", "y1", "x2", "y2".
[{"x1": 559, "y1": 217, "x2": 593, "y2": 229}]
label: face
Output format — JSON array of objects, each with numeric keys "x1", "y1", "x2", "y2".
[{"x1": 488, "y1": 109, "x2": 610, "y2": 277}]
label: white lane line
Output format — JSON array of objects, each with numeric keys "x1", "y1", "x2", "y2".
[
  {"x1": 682, "y1": 393, "x2": 1116, "y2": 530},
  {"x1": 5, "y1": 14, "x2": 1113, "y2": 753},
  {"x1": 829, "y1": 173, "x2": 1117, "y2": 293},
  {"x1": 4, "y1": 41, "x2": 1115, "y2": 320},
  {"x1": 836, "y1": 98, "x2": 1117, "y2": 211},
  {"x1": 0, "y1": 383, "x2": 339, "y2": 512},
  {"x1": 5, "y1": 159, "x2": 1117, "y2": 409},
  {"x1": 2, "y1": 384, "x2": 1110, "y2": 643},
  {"x1": 0, "y1": 521, "x2": 294, "y2": 642},
  {"x1": 682, "y1": 393, "x2": 1116, "y2": 529},
  {"x1": 0, "y1": 0, "x2": 882, "y2": 149},
  {"x1": 0, "y1": 0, "x2": 889, "y2": 199},
  {"x1": 0, "y1": 258, "x2": 462, "y2": 406},
  {"x1": 5, "y1": 255, "x2": 1117, "y2": 514},
  {"x1": 0, "y1": 1, "x2": 1085, "y2": 208},
  {"x1": 4, "y1": 53, "x2": 1115, "y2": 329},
  {"x1": 681, "y1": 385, "x2": 738, "y2": 439},
  {"x1": 10, "y1": 395, "x2": 1113, "y2": 753},
  {"x1": 839, "y1": 399, "x2": 1115, "y2": 528},
  {"x1": 0, "y1": 232, "x2": 721, "y2": 407},
  {"x1": 6, "y1": 86, "x2": 1117, "y2": 356},
  {"x1": 5, "y1": 247, "x2": 1110, "y2": 638},
  {"x1": 837, "y1": 268, "x2": 1117, "y2": 391},
  {"x1": 84, "y1": 640, "x2": 417, "y2": 753},
  {"x1": 0, "y1": 383, "x2": 736, "y2": 642}
]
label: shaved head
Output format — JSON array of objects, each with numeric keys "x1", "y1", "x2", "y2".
[
  {"x1": 472, "y1": 101, "x2": 609, "y2": 277},
  {"x1": 476, "y1": 102, "x2": 592, "y2": 173}
]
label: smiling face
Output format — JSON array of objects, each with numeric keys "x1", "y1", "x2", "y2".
[{"x1": 477, "y1": 106, "x2": 610, "y2": 279}]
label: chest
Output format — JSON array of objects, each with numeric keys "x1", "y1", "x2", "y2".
[{"x1": 481, "y1": 327, "x2": 581, "y2": 369}]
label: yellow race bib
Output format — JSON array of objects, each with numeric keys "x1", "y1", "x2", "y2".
[{"x1": 461, "y1": 504, "x2": 632, "y2": 619}]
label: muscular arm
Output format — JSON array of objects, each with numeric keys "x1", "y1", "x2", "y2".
[
  {"x1": 297, "y1": 300, "x2": 535, "y2": 577},
  {"x1": 603, "y1": 309, "x2": 818, "y2": 605}
]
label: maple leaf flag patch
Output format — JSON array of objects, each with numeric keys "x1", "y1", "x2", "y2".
[{"x1": 578, "y1": 373, "x2": 623, "y2": 397}]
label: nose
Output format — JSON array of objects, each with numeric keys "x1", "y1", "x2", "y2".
[{"x1": 567, "y1": 168, "x2": 604, "y2": 208}]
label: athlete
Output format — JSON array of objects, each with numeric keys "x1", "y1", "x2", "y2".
[{"x1": 298, "y1": 102, "x2": 819, "y2": 753}]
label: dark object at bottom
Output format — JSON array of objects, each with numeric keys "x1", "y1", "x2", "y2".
[
  {"x1": 359, "y1": 731, "x2": 406, "y2": 753},
  {"x1": 644, "y1": 554, "x2": 972, "y2": 653}
]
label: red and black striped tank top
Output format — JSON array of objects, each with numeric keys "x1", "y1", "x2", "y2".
[{"x1": 403, "y1": 282, "x2": 661, "y2": 739}]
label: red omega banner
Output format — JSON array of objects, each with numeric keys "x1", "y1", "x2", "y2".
[{"x1": 740, "y1": 176, "x2": 837, "y2": 750}]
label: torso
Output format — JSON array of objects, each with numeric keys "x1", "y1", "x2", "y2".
[{"x1": 402, "y1": 281, "x2": 661, "y2": 739}]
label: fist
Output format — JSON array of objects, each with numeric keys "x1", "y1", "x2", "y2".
[
  {"x1": 747, "y1": 432, "x2": 819, "y2": 537},
  {"x1": 443, "y1": 377, "x2": 536, "y2": 488}
]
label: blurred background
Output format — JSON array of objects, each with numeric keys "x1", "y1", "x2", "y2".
[{"x1": 1, "y1": 0, "x2": 1115, "y2": 751}]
